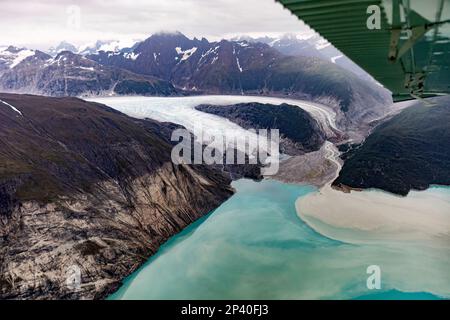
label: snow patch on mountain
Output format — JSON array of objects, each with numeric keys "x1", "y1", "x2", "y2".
[
  {"x1": 236, "y1": 57, "x2": 243, "y2": 72},
  {"x1": 0, "y1": 99, "x2": 22, "y2": 115},
  {"x1": 98, "y1": 40, "x2": 137, "y2": 52},
  {"x1": 315, "y1": 39, "x2": 331, "y2": 50},
  {"x1": 0, "y1": 47, "x2": 36, "y2": 69},
  {"x1": 123, "y1": 52, "x2": 140, "y2": 60},
  {"x1": 78, "y1": 66, "x2": 95, "y2": 71},
  {"x1": 331, "y1": 55, "x2": 343, "y2": 63},
  {"x1": 78, "y1": 39, "x2": 140, "y2": 55},
  {"x1": 175, "y1": 47, "x2": 197, "y2": 61},
  {"x1": 47, "y1": 41, "x2": 78, "y2": 56},
  {"x1": 11, "y1": 50, "x2": 35, "y2": 68}
]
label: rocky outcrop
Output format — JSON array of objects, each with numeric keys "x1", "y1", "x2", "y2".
[{"x1": 0, "y1": 93, "x2": 234, "y2": 299}]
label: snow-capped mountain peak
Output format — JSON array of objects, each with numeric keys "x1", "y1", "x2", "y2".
[
  {"x1": 0, "y1": 46, "x2": 36, "y2": 71},
  {"x1": 78, "y1": 39, "x2": 140, "y2": 55},
  {"x1": 47, "y1": 41, "x2": 78, "y2": 57}
]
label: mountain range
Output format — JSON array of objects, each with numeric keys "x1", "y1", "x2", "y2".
[
  {"x1": 47, "y1": 39, "x2": 140, "y2": 57},
  {"x1": 233, "y1": 34, "x2": 372, "y2": 82},
  {"x1": 0, "y1": 47, "x2": 176, "y2": 97},
  {"x1": 48, "y1": 34, "x2": 368, "y2": 81},
  {"x1": 88, "y1": 32, "x2": 392, "y2": 131},
  {"x1": 0, "y1": 32, "x2": 392, "y2": 132}
]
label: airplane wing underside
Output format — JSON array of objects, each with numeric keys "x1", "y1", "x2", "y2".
[{"x1": 276, "y1": 0, "x2": 450, "y2": 101}]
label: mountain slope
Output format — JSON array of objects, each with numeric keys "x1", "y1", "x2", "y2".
[
  {"x1": 248, "y1": 34, "x2": 375, "y2": 83},
  {"x1": 0, "y1": 93, "x2": 234, "y2": 299},
  {"x1": 0, "y1": 50, "x2": 177, "y2": 97},
  {"x1": 333, "y1": 97, "x2": 450, "y2": 195},
  {"x1": 0, "y1": 46, "x2": 37, "y2": 72}
]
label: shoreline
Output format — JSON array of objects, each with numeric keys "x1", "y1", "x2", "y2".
[{"x1": 295, "y1": 142, "x2": 450, "y2": 246}]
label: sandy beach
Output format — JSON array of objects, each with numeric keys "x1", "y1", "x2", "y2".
[{"x1": 295, "y1": 143, "x2": 450, "y2": 247}]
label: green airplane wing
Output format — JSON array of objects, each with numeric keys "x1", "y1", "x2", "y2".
[{"x1": 276, "y1": 0, "x2": 450, "y2": 101}]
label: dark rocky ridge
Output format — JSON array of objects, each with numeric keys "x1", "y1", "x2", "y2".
[
  {"x1": 0, "y1": 93, "x2": 234, "y2": 299},
  {"x1": 333, "y1": 96, "x2": 450, "y2": 196},
  {"x1": 196, "y1": 102, "x2": 326, "y2": 155}
]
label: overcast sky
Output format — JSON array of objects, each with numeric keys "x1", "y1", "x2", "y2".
[{"x1": 0, "y1": 0, "x2": 313, "y2": 50}]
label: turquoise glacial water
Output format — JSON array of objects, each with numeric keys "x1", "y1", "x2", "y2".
[{"x1": 109, "y1": 179, "x2": 448, "y2": 300}]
